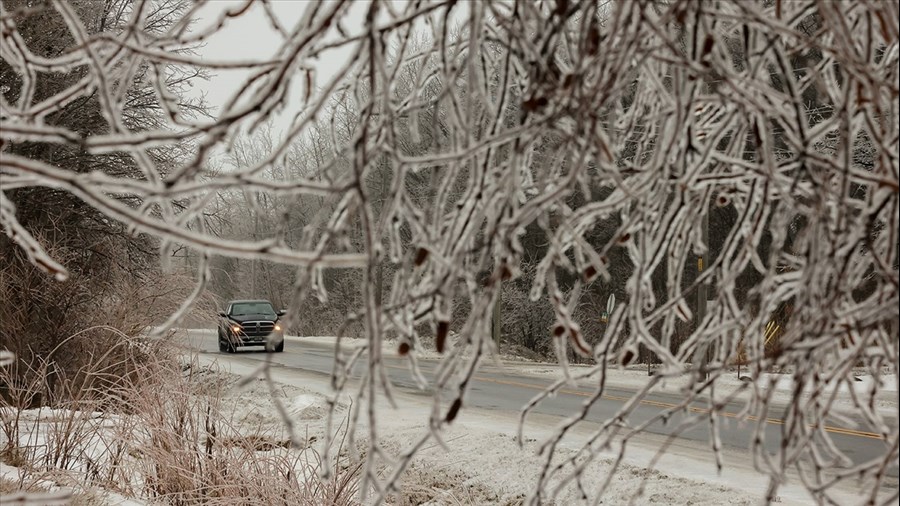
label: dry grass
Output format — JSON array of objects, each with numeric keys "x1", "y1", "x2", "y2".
[{"x1": 1, "y1": 343, "x2": 362, "y2": 505}]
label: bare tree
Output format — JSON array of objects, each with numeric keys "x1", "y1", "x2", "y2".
[
  {"x1": 2, "y1": 1, "x2": 897, "y2": 504},
  {"x1": 0, "y1": 0, "x2": 210, "y2": 394}
]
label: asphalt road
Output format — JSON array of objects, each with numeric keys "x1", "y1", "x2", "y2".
[{"x1": 184, "y1": 330, "x2": 898, "y2": 483}]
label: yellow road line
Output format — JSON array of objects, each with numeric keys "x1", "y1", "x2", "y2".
[{"x1": 465, "y1": 374, "x2": 884, "y2": 440}]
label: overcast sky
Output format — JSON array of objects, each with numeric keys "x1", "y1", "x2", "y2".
[
  {"x1": 189, "y1": 2, "x2": 470, "y2": 112},
  {"x1": 188, "y1": 1, "x2": 366, "y2": 133}
]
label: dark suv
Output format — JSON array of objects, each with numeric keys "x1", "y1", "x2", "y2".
[{"x1": 217, "y1": 300, "x2": 285, "y2": 353}]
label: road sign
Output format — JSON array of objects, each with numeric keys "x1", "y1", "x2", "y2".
[{"x1": 600, "y1": 294, "x2": 615, "y2": 324}]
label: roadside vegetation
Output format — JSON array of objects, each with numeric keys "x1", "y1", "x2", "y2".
[{"x1": 1, "y1": 343, "x2": 362, "y2": 505}]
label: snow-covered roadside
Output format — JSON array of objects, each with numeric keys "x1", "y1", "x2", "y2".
[
  {"x1": 165, "y1": 330, "x2": 895, "y2": 503},
  {"x1": 0, "y1": 477, "x2": 143, "y2": 506},
  {"x1": 0, "y1": 359, "x2": 346, "y2": 505},
  {"x1": 197, "y1": 352, "x2": 872, "y2": 505},
  {"x1": 3, "y1": 340, "x2": 886, "y2": 505}
]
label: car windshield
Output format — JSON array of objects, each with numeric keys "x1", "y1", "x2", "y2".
[{"x1": 231, "y1": 302, "x2": 276, "y2": 317}]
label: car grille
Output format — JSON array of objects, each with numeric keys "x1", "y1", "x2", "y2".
[{"x1": 239, "y1": 321, "x2": 275, "y2": 338}]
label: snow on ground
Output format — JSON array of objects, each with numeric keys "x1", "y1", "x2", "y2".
[
  {"x1": 6, "y1": 332, "x2": 889, "y2": 504},
  {"x1": 196, "y1": 350, "x2": 875, "y2": 505}
]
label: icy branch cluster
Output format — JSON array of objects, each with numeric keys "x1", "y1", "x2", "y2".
[{"x1": 1, "y1": 1, "x2": 897, "y2": 504}]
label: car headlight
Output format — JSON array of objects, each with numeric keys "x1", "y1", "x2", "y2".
[
  {"x1": 274, "y1": 324, "x2": 282, "y2": 331},
  {"x1": 231, "y1": 325, "x2": 241, "y2": 333}
]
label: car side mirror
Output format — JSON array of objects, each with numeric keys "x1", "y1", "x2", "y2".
[
  {"x1": 277, "y1": 310, "x2": 286, "y2": 316},
  {"x1": 218, "y1": 311, "x2": 227, "y2": 317}
]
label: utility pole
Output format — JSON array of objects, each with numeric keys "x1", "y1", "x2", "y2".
[{"x1": 251, "y1": 207, "x2": 259, "y2": 297}]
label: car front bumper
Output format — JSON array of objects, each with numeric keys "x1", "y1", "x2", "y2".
[{"x1": 229, "y1": 321, "x2": 284, "y2": 346}]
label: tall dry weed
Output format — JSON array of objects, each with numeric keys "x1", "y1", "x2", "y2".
[{"x1": 1, "y1": 347, "x2": 361, "y2": 505}]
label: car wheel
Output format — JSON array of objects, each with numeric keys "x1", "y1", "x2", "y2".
[
  {"x1": 218, "y1": 331, "x2": 234, "y2": 353},
  {"x1": 274, "y1": 339, "x2": 284, "y2": 353}
]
